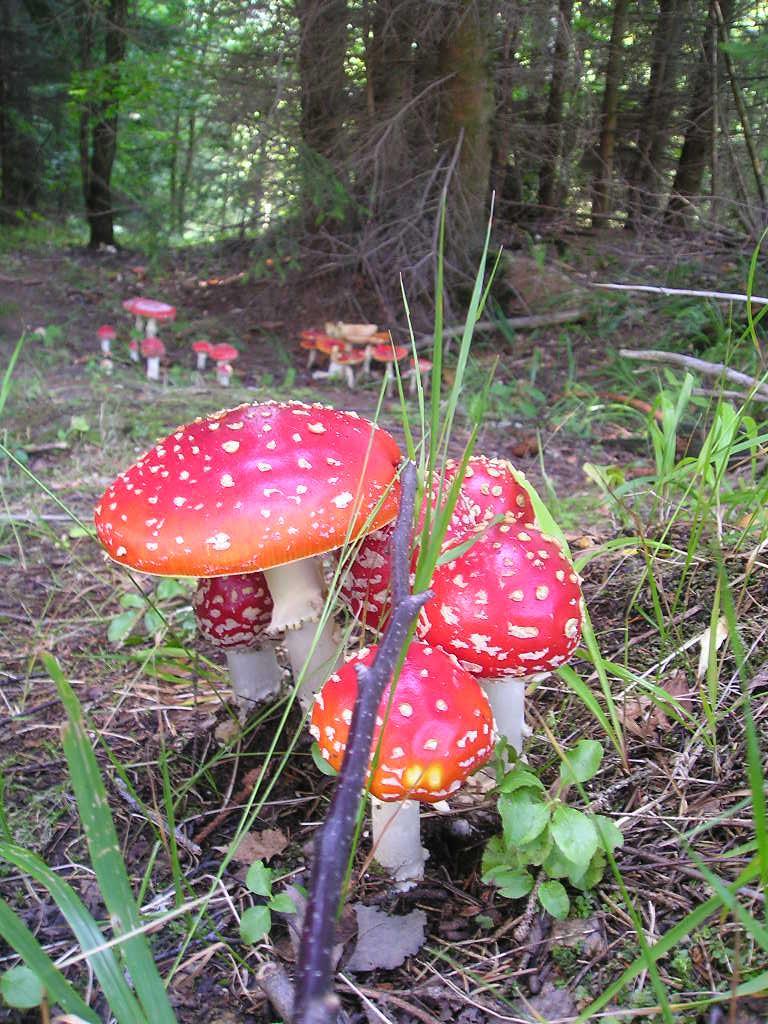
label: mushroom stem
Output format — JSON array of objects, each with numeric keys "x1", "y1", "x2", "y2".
[
  {"x1": 263, "y1": 557, "x2": 340, "y2": 710},
  {"x1": 225, "y1": 647, "x2": 283, "y2": 711},
  {"x1": 146, "y1": 356, "x2": 160, "y2": 381},
  {"x1": 100, "y1": 338, "x2": 111, "y2": 356},
  {"x1": 370, "y1": 798, "x2": 427, "y2": 882},
  {"x1": 146, "y1": 317, "x2": 159, "y2": 337},
  {"x1": 479, "y1": 677, "x2": 529, "y2": 754},
  {"x1": 196, "y1": 352, "x2": 207, "y2": 371}
]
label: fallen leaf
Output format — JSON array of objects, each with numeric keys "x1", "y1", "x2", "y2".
[
  {"x1": 550, "y1": 915, "x2": 607, "y2": 956},
  {"x1": 345, "y1": 904, "x2": 427, "y2": 972},
  {"x1": 232, "y1": 828, "x2": 288, "y2": 865}
]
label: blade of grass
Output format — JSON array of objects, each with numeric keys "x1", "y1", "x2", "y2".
[
  {"x1": 0, "y1": 334, "x2": 26, "y2": 421},
  {"x1": 0, "y1": 844, "x2": 148, "y2": 1024},
  {"x1": 43, "y1": 654, "x2": 177, "y2": 1024}
]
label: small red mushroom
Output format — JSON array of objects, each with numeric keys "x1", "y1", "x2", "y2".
[
  {"x1": 444, "y1": 454, "x2": 534, "y2": 525},
  {"x1": 128, "y1": 337, "x2": 140, "y2": 363},
  {"x1": 311, "y1": 640, "x2": 495, "y2": 879},
  {"x1": 98, "y1": 324, "x2": 116, "y2": 356},
  {"x1": 192, "y1": 339, "x2": 213, "y2": 371},
  {"x1": 210, "y1": 343, "x2": 238, "y2": 386},
  {"x1": 417, "y1": 516, "x2": 583, "y2": 751},
  {"x1": 408, "y1": 356, "x2": 433, "y2": 396},
  {"x1": 140, "y1": 336, "x2": 165, "y2": 381},
  {"x1": 370, "y1": 343, "x2": 409, "y2": 396},
  {"x1": 194, "y1": 573, "x2": 282, "y2": 710}
]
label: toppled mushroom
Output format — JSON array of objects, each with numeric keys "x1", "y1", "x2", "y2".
[
  {"x1": 194, "y1": 573, "x2": 282, "y2": 710},
  {"x1": 93, "y1": 400, "x2": 402, "y2": 708},
  {"x1": 311, "y1": 640, "x2": 495, "y2": 881}
]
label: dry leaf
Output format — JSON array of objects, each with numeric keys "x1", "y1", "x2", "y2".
[
  {"x1": 232, "y1": 828, "x2": 288, "y2": 864},
  {"x1": 696, "y1": 616, "x2": 728, "y2": 681},
  {"x1": 345, "y1": 904, "x2": 427, "y2": 972}
]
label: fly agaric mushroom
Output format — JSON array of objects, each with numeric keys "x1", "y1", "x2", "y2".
[
  {"x1": 140, "y1": 336, "x2": 165, "y2": 381},
  {"x1": 371, "y1": 343, "x2": 409, "y2": 396},
  {"x1": 192, "y1": 339, "x2": 213, "y2": 371},
  {"x1": 417, "y1": 516, "x2": 583, "y2": 752},
  {"x1": 311, "y1": 640, "x2": 495, "y2": 881},
  {"x1": 123, "y1": 297, "x2": 145, "y2": 335},
  {"x1": 210, "y1": 343, "x2": 238, "y2": 386},
  {"x1": 444, "y1": 454, "x2": 534, "y2": 525},
  {"x1": 94, "y1": 400, "x2": 402, "y2": 708},
  {"x1": 194, "y1": 573, "x2": 282, "y2": 710},
  {"x1": 128, "y1": 338, "x2": 140, "y2": 363},
  {"x1": 98, "y1": 324, "x2": 116, "y2": 356},
  {"x1": 129, "y1": 298, "x2": 176, "y2": 338},
  {"x1": 408, "y1": 356, "x2": 433, "y2": 397}
]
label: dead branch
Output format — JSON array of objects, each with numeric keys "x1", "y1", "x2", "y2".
[
  {"x1": 594, "y1": 282, "x2": 768, "y2": 306},
  {"x1": 618, "y1": 348, "x2": 768, "y2": 396},
  {"x1": 434, "y1": 307, "x2": 586, "y2": 342}
]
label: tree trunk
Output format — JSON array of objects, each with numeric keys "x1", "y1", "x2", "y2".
[
  {"x1": 665, "y1": 0, "x2": 733, "y2": 227},
  {"x1": 438, "y1": 0, "x2": 493, "y2": 258},
  {"x1": 625, "y1": 0, "x2": 685, "y2": 227},
  {"x1": 591, "y1": 0, "x2": 630, "y2": 226},
  {"x1": 489, "y1": 8, "x2": 521, "y2": 210},
  {"x1": 0, "y1": 0, "x2": 39, "y2": 220},
  {"x1": 538, "y1": 0, "x2": 574, "y2": 212}
]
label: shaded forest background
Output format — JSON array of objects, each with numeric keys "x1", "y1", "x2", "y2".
[{"x1": 2, "y1": 0, "x2": 766, "y2": 321}]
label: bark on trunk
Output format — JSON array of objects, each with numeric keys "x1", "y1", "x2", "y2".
[
  {"x1": 665, "y1": 0, "x2": 733, "y2": 227},
  {"x1": 0, "y1": 0, "x2": 39, "y2": 219},
  {"x1": 538, "y1": 0, "x2": 574, "y2": 212},
  {"x1": 625, "y1": 0, "x2": 685, "y2": 228},
  {"x1": 591, "y1": 0, "x2": 631, "y2": 226}
]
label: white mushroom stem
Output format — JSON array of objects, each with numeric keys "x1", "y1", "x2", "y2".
[
  {"x1": 100, "y1": 337, "x2": 112, "y2": 355},
  {"x1": 479, "y1": 677, "x2": 531, "y2": 754},
  {"x1": 216, "y1": 363, "x2": 232, "y2": 386},
  {"x1": 225, "y1": 646, "x2": 283, "y2": 711},
  {"x1": 263, "y1": 556, "x2": 340, "y2": 710},
  {"x1": 370, "y1": 798, "x2": 427, "y2": 883},
  {"x1": 146, "y1": 356, "x2": 160, "y2": 381},
  {"x1": 129, "y1": 343, "x2": 139, "y2": 362},
  {"x1": 196, "y1": 352, "x2": 208, "y2": 371},
  {"x1": 146, "y1": 317, "x2": 159, "y2": 337}
]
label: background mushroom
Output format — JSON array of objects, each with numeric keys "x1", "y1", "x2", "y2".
[
  {"x1": 192, "y1": 339, "x2": 213, "y2": 370},
  {"x1": 194, "y1": 572, "x2": 282, "y2": 711},
  {"x1": 210, "y1": 343, "x2": 238, "y2": 385},
  {"x1": 98, "y1": 324, "x2": 116, "y2": 355},
  {"x1": 130, "y1": 297, "x2": 176, "y2": 337},
  {"x1": 140, "y1": 336, "x2": 165, "y2": 381},
  {"x1": 311, "y1": 640, "x2": 495, "y2": 881}
]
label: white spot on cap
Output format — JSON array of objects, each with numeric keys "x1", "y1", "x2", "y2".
[
  {"x1": 206, "y1": 532, "x2": 231, "y2": 551},
  {"x1": 308, "y1": 422, "x2": 326, "y2": 433},
  {"x1": 536, "y1": 586, "x2": 549, "y2": 600},
  {"x1": 173, "y1": 496, "x2": 186, "y2": 507},
  {"x1": 257, "y1": 462, "x2": 271, "y2": 472},
  {"x1": 436, "y1": 699, "x2": 448, "y2": 711},
  {"x1": 222, "y1": 440, "x2": 240, "y2": 454},
  {"x1": 424, "y1": 738, "x2": 438, "y2": 751},
  {"x1": 565, "y1": 618, "x2": 580, "y2": 638},
  {"x1": 508, "y1": 624, "x2": 540, "y2": 639},
  {"x1": 399, "y1": 703, "x2": 413, "y2": 717},
  {"x1": 116, "y1": 546, "x2": 127, "y2": 557},
  {"x1": 332, "y1": 491, "x2": 353, "y2": 509},
  {"x1": 221, "y1": 474, "x2": 235, "y2": 487}
]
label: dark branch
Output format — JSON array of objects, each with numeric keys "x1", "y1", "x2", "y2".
[{"x1": 293, "y1": 461, "x2": 430, "y2": 1024}]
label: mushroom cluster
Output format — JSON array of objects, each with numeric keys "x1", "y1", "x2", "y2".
[{"x1": 298, "y1": 323, "x2": 429, "y2": 396}]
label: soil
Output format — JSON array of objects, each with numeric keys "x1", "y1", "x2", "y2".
[{"x1": 0, "y1": 235, "x2": 766, "y2": 1024}]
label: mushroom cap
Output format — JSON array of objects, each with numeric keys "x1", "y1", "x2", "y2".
[
  {"x1": 310, "y1": 640, "x2": 495, "y2": 802},
  {"x1": 98, "y1": 324, "x2": 117, "y2": 340},
  {"x1": 94, "y1": 400, "x2": 402, "y2": 577},
  {"x1": 444, "y1": 455, "x2": 534, "y2": 525},
  {"x1": 194, "y1": 572, "x2": 273, "y2": 648},
  {"x1": 129, "y1": 298, "x2": 176, "y2": 321},
  {"x1": 417, "y1": 517, "x2": 583, "y2": 678},
  {"x1": 340, "y1": 480, "x2": 476, "y2": 631},
  {"x1": 314, "y1": 334, "x2": 349, "y2": 356},
  {"x1": 335, "y1": 350, "x2": 366, "y2": 366},
  {"x1": 371, "y1": 343, "x2": 409, "y2": 363},
  {"x1": 141, "y1": 337, "x2": 166, "y2": 358},
  {"x1": 122, "y1": 297, "x2": 142, "y2": 314},
  {"x1": 192, "y1": 340, "x2": 213, "y2": 354},
  {"x1": 336, "y1": 323, "x2": 377, "y2": 341},
  {"x1": 210, "y1": 343, "x2": 238, "y2": 362},
  {"x1": 412, "y1": 356, "x2": 432, "y2": 371}
]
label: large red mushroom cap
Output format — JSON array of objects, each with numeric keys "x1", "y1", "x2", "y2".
[
  {"x1": 129, "y1": 298, "x2": 176, "y2": 322},
  {"x1": 192, "y1": 340, "x2": 213, "y2": 355},
  {"x1": 210, "y1": 342, "x2": 238, "y2": 363},
  {"x1": 94, "y1": 400, "x2": 402, "y2": 578},
  {"x1": 140, "y1": 336, "x2": 165, "y2": 358},
  {"x1": 444, "y1": 455, "x2": 534, "y2": 524},
  {"x1": 310, "y1": 641, "x2": 495, "y2": 802},
  {"x1": 194, "y1": 572, "x2": 273, "y2": 648},
  {"x1": 417, "y1": 517, "x2": 583, "y2": 677}
]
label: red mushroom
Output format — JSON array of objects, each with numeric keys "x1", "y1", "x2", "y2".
[
  {"x1": 128, "y1": 337, "x2": 140, "y2": 363},
  {"x1": 444, "y1": 454, "x2": 534, "y2": 525},
  {"x1": 94, "y1": 400, "x2": 402, "y2": 707},
  {"x1": 192, "y1": 339, "x2": 213, "y2": 371},
  {"x1": 123, "y1": 297, "x2": 145, "y2": 335},
  {"x1": 311, "y1": 640, "x2": 495, "y2": 880},
  {"x1": 210, "y1": 343, "x2": 238, "y2": 386},
  {"x1": 98, "y1": 324, "x2": 116, "y2": 356},
  {"x1": 194, "y1": 573, "x2": 282, "y2": 710},
  {"x1": 140, "y1": 336, "x2": 166, "y2": 381},
  {"x1": 371, "y1": 343, "x2": 409, "y2": 396},
  {"x1": 408, "y1": 356, "x2": 433, "y2": 396},
  {"x1": 128, "y1": 298, "x2": 176, "y2": 338},
  {"x1": 417, "y1": 516, "x2": 583, "y2": 751}
]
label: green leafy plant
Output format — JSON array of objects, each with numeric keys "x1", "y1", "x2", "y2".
[
  {"x1": 481, "y1": 740, "x2": 623, "y2": 920},
  {"x1": 108, "y1": 578, "x2": 195, "y2": 646},
  {"x1": 239, "y1": 861, "x2": 297, "y2": 945}
]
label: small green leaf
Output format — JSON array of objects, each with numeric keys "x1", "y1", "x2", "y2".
[
  {"x1": 268, "y1": 893, "x2": 297, "y2": 915},
  {"x1": 551, "y1": 806, "x2": 598, "y2": 867},
  {"x1": 107, "y1": 610, "x2": 141, "y2": 645},
  {"x1": 119, "y1": 592, "x2": 145, "y2": 609},
  {"x1": 143, "y1": 608, "x2": 165, "y2": 635},
  {"x1": 594, "y1": 815, "x2": 624, "y2": 853},
  {"x1": 69, "y1": 415, "x2": 90, "y2": 434},
  {"x1": 156, "y1": 578, "x2": 187, "y2": 600},
  {"x1": 245, "y1": 861, "x2": 273, "y2": 897},
  {"x1": 572, "y1": 850, "x2": 607, "y2": 891},
  {"x1": 538, "y1": 880, "x2": 570, "y2": 920},
  {"x1": 498, "y1": 769, "x2": 546, "y2": 795},
  {"x1": 517, "y1": 827, "x2": 553, "y2": 866},
  {"x1": 499, "y1": 789, "x2": 551, "y2": 847},
  {"x1": 559, "y1": 739, "x2": 603, "y2": 785},
  {"x1": 1, "y1": 966, "x2": 44, "y2": 1008},
  {"x1": 311, "y1": 742, "x2": 338, "y2": 776},
  {"x1": 496, "y1": 868, "x2": 535, "y2": 899},
  {"x1": 240, "y1": 905, "x2": 271, "y2": 944},
  {"x1": 543, "y1": 844, "x2": 581, "y2": 879}
]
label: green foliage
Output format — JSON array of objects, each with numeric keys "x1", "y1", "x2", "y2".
[
  {"x1": 239, "y1": 861, "x2": 296, "y2": 945},
  {"x1": 482, "y1": 741, "x2": 623, "y2": 921},
  {"x1": 107, "y1": 578, "x2": 195, "y2": 647},
  {"x1": 0, "y1": 966, "x2": 44, "y2": 1009}
]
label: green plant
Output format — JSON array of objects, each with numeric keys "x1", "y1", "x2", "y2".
[
  {"x1": 481, "y1": 739, "x2": 623, "y2": 920},
  {"x1": 107, "y1": 578, "x2": 196, "y2": 646},
  {"x1": 239, "y1": 861, "x2": 297, "y2": 944}
]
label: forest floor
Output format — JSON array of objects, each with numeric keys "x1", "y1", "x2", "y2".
[{"x1": 0, "y1": 228, "x2": 767, "y2": 1024}]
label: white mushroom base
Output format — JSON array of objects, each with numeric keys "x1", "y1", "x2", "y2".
[
  {"x1": 370, "y1": 798, "x2": 427, "y2": 883},
  {"x1": 146, "y1": 356, "x2": 160, "y2": 381},
  {"x1": 479, "y1": 677, "x2": 531, "y2": 755},
  {"x1": 225, "y1": 647, "x2": 283, "y2": 713}
]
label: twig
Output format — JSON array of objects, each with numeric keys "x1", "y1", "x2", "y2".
[
  {"x1": 618, "y1": 348, "x2": 768, "y2": 397},
  {"x1": 594, "y1": 282, "x2": 768, "y2": 306},
  {"x1": 192, "y1": 766, "x2": 260, "y2": 845},
  {"x1": 692, "y1": 387, "x2": 768, "y2": 404},
  {"x1": 294, "y1": 462, "x2": 432, "y2": 1024},
  {"x1": 257, "y1": 962, "x2": 299, "y2": 1023},
  {"x1": 112, "y1": 776, "x2": 201, "y2": 857},
  {"x1": 435, "y1": 307, "x2": 586, "y2": 341}
]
